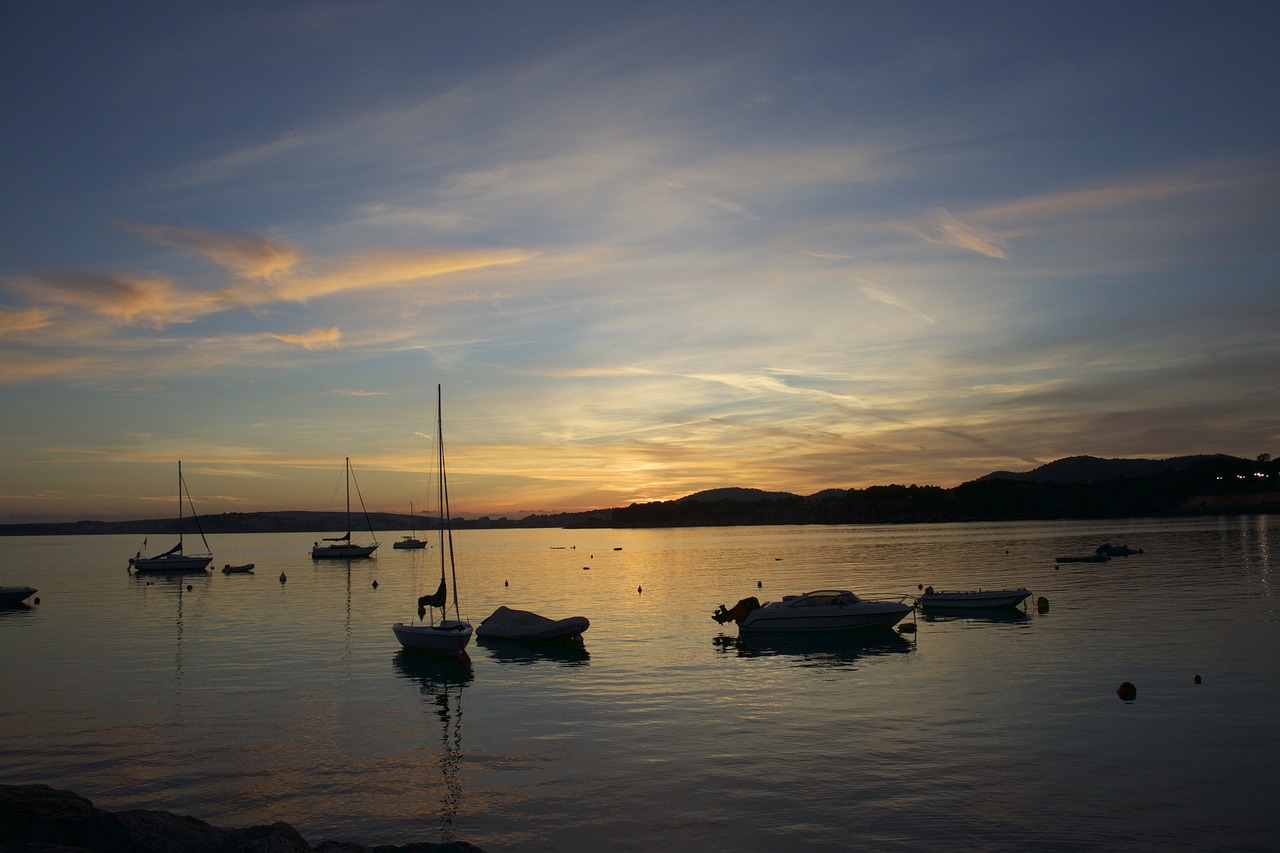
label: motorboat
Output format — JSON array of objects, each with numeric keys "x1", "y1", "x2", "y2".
[
  {"x1": 475, "y1": 605, "x2": 590, "y2": 641},
  {"x1": 714, "y1": 589, "x2": 912, "y2": 633},
  {"x1": 916, "y1": 586, "x2": 1031, "y2": 610},
  {"x1": 0, "y1": 586, "x2": 37, "y2": 604},
  {"x1": 393, "y1": 385, "x2": 473, "y2": 658},
  {"x1": 221, "y1": 563, "x2": 255, "y2": 574}
]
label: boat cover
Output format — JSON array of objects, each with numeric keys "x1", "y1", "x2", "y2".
[{"x1": 476, "y1": 605, "x2": 590, "y2": 640}]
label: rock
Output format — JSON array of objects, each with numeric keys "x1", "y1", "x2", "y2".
[{"x1": 1, "y1": 785, "x2": 484, "y2": 853}]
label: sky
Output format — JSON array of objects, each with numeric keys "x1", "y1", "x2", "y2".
[{"x1": 2, "y1": 1, "x2": 1278, "y2": 523}]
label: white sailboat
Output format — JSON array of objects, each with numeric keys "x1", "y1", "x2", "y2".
[
  {"x1": 392, "y1": 501, "x2": 427, "y2": 549},
  {"x1": 129, "y1": 461, "x2": 214, "y2": 572},
  {"x1": 310, "y1": 458, "x2": 380, "y2": 559},
  {"x1": 393, "y1": 385, "x2": 473, "y2": 658}
]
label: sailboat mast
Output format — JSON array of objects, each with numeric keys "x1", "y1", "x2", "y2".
[
  {"x1": 439, "y1": 384, "x2": 462, "y2": 620},
  {"x1": 345, "y1": 456, "x2": 351, "y2": 540},
  {"x1": 177, "y1": 460, "x2": 184, "y2": 550}
]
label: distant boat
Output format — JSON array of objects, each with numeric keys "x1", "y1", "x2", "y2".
[
  {"x1": 1055, "y1": 553, "x2": 1110, "y2": 564},
  {"x1": 393, "y1": 385, "x2": 473, "y2": 658},
  {"x1": 129, "y1": 461, "x2": 213, "y2": 573},
  {"x1": 1096, "y1": 543, "x2": 1142, "y2": 556},
  {"x1": 714, "y1": 589, "x2": 912, "y2": 633},
  {"x1": 221, "y1": 563, "x2": 255, "y2": 574},
  {"x1": 0, "y1": 586, "x2": 37, "y2": 604},
  {"x1": 915, "y1": 587, "x2": 1031, "y2": 610},
  {"x1": 392, "y1": 501, "x2": 427, "y2": 549},
  {"x1": 311, "y1": 458, "x2": 379, "y2": 559}
]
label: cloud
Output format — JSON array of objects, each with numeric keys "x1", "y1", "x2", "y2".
[
  {"x1": 909, "y1": 209, "x2": 1011, "y2": 258},
  {"x1": 127, "y1": 223, "x2": 301, "y2": 278},
  {"x1": 0, "y1": 306, "x2": 59, "y2": 337},
  {"x1": 270, "y1": 327, "x2": 343, "y2": 350},
  {"x1": 8, "y1": 271, "x2": 220, "y2": 327}
]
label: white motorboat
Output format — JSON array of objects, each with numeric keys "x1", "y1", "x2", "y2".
[
  {"x1": 475, "y1": 605, "x2": 590, "y2": 641},
  {"x1": 129, "y1": 461, "x2": 213, "y2": 573},
  {"x1": 393, "y1": 385, "x2": 473, "y2": 658},
  {"x1": 0, "y1": 586, "x2": 37, "y2": 604},
  {"x1": 915, "y1": 587, "x2": 1031, "y2": 610},
  {"x1": 311, "y1": 458, "x2": 380, "y2": 559},
  {"x1": 715, "y1": 589, "x2": 912, "y2": 633}
]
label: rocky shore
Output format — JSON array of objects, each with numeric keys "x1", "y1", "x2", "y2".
[{"x1": 0, "y1": 784, "x2": 485, "y2": 853}]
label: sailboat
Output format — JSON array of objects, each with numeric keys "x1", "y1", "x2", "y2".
[
  {"x1": 129, "y1": 461, "x2": 214, "y2": 572},
  {"x1": 310, "y1": 458, "x2": 380, "y2": 559},
  {"x1": 392, "y1": 501, "x2": 428, "y2": 549},
  {"x1": 393, "y1": 385, "x2": 473, "y2": 658}
]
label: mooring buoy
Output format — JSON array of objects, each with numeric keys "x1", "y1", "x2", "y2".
[{"x1": 1116, "y1": 681, "x2": 1137, "y2": 701}]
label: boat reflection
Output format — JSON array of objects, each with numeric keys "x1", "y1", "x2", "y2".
[
  {"x1": 392, "y1": 650, "x2": 473, "y2": 839},
  {"x1": 713, "y1": 630, "x2": 914, "y2": 666},
  {"x1": 475, "y1": 635, "x2": 591, "y2": 666},
  {"x1": 920, "y1": 609, "x2": 1032, "y2": 626}
]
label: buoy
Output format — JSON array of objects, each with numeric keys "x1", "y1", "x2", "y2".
[
  {"x1": 583, "y1": 566, "x2": 590, "y2": 570},
  {"x1": 1194, "y1": 674, "x2": 1202, "y2": 684},
  {"x1": 504, "y1": 580, "x2": 509, "y2": 587},
  {"x1": 917, "y1": 583, "x2": 923, "y2": 591},
  {"x1": 637, "y1": 585, "x2": 643, "y2": 594},
  {"x1": 279, "y1": 572, "x2": 287, "y2": 583},
  {"x1": 371, "y1": 580, "x2": 378, "y2": 589},
  {"x1": 33, "y1": 597, "x2": 39, "y2": 605},
  {"x1": 186, "y1": 585, "x2": 192, "y2": 591},
  {"x1": 1036, "y1": 596, "x2": 1049, "y2": 613},
  {"x1": 1116, "y1": 681, "x2": 1137, "y2": 701},
  {"x1": 757, "y1": 580, "x2": 763, "y2": 588}
]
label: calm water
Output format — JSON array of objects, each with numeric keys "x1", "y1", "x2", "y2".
[{"x1": 1, "y1": 517, "x2": 1277, "y2": 851}]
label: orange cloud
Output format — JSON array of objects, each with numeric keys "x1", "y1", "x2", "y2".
[
  {"x1": 127, "y1": 223, "x2": 301, "y2": 278},
  {"x1": 270, "y1": 327, "x2": 344, "y2": 350}
]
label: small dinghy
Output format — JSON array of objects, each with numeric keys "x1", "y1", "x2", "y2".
[
  {"x1": 221, "y1": 563, "x2": 255, "y2": 574},
  {"x1": 916, "y1": 586, "x2": 1031, "y2": 610},
  {"x1": 475, "y1": 605, "x2": 590, "y2": 641}
]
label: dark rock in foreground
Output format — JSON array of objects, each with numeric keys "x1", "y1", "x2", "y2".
[{"x1": 0, "y1": 784, "x2": 484, "y2": 853}]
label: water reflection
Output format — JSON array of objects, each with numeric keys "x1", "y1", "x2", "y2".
[
  {"x1": 0, "y1": 601, "x2": 36, "y2": 617},
  {"x1": 392, "y1": 650, "x2": 473, "y2": 840},
  {"x1": 475, "y1": 635, "x2": 591, "y2": 666},
  {"x1": 919, "y1": 609, "x2": 1032, "y2": 626},
  {"x1": 713, "y1": 630, "x2": 915, "y2": 666}
]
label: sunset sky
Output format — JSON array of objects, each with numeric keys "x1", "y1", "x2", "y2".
[{"x1": 2, "y1": 1, "x2": 1277, "y2": 523}]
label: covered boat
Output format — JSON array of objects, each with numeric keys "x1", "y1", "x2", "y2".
[
  {"x1": 916, "y1": 586, "x2": 1031, "y2": 610},
  {"x1": 475, "y1": 605, "x2": 590, "y2": 641},
  {"x1": 714, "y1": 589, "x2": 911, "y2": 633}
]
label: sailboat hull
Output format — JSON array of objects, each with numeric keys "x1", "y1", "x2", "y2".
[
  {"x1": 311, "y1": 544, "x2": 378, "y2": 559},
  {"x1": 393, "y1": 620, "x2": 473, "y2": 657},
  {"x1": 130, "y1": 554, "x2": 212, "y2": 572}
]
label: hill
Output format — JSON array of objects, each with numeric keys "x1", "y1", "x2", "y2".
[{"x1": 2, "y1": 454, "x2": 1276, "y2": 534}]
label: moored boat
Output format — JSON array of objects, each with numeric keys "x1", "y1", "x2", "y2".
[
  {"x1": 311, "y1": 458, "x2": 379, "y2": 559},
  {"x1": 0, "y1": 586, "x2": 37, "y2": 604},
  {"x1": 393, "y1": 385, "x2": 473, "y2": 658},
  {"x1": 1055, "y1": 553, "x2": 1110, "y2": 564},
  {"x1": 714, "y1": 589, "x2": 912, "y2": 633},
  {"x1": 475, "y1": 605, "x2": 590, "y2": 641},
  {"x1": 392, "y1": 501, "x2": 428, "y2": 549},
  {"x1": 129, "y1": 461, "x2": 213, "y2": 573},
  {"x1": 221, "y1": 563, "x2": 255, "y2": 574},
  {"x1": 916, "y1": 586, "x2": 1031, "y2": 610}
]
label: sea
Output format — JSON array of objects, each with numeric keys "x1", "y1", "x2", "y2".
[{"x1": 1, "y1": 516, "x2": 1277, "y2": 851}]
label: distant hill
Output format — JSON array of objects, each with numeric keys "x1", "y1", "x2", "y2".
[
  {"x1": 677, "y1": 487, "x2": 801, "y2": 503},
  {"x1": 974, "y1": 454, "x2": 1241, "y2": 484}
]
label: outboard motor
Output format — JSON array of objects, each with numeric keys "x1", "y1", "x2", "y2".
[{"x1": 712, "y1": 596, "x2": 762, "y2": 625}]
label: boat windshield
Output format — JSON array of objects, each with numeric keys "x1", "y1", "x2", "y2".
[{"x1": 794, "y1": 590, "x2": 860, "y2": 606}]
